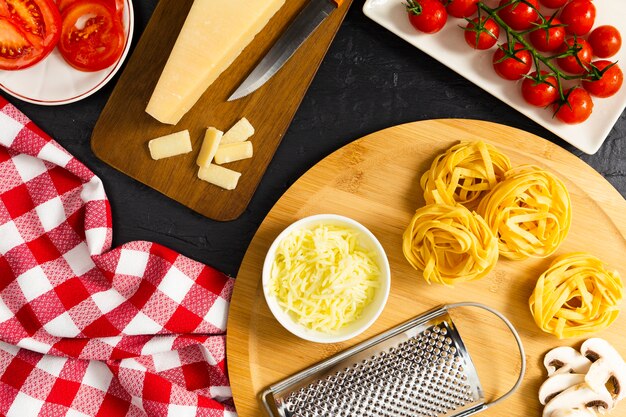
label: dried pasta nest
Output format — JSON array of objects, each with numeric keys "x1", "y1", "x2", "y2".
[
  {"x1": 529, "y1": 253, "x2": 623, "y2": 339},
  {"x1": 402, "y1": 204, "x2": 499, "y2": 286},
  {"x1": 420, "y1": 141, "x2": 512, "y2": 209},
  {"x1": 477, "y1": 165, "x2": 571, "y2": 260}
]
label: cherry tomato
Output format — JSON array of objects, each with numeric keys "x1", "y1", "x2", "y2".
[
  {"x1": 556, "y1": 38, "x2": 593, "y2": 74},
  {"x1": 492, "y1": 43, "x2": 532, "y2": 80},
  {"x1": 588, "y1": 25, "x2": 622, "y2": 59},
  {"x1": 59, "y1": 0, "x2": 125, "y2": 71},
  {"x1": 582, "y1": 61, "x2": 624, "y2": 98},
  {"x1": 444, "y1": 0, "x2": 478, "y2": 18},
  {"x1": 529, "y1": 16, "x2": 565, "y2": 52},
  {"x1": 521, "y1": 71, "x2": 559, "y2": 107},
  {"x1": 539, "y1": 0, "x2": 567, "y2": 8},
  {"x1": 464, "y1": 17, "x2": 499, "y2": 50},
  {"x1": 0, "y1": 0, "x2": 61, "y2": 69},
  {"x1": 553, "y1": 87, "x2": 593, "y2": 124},
  {"x1": 497, "y1": 0, "x2": 540, "y2": 31},
  {"x1": 57, "y1": 0, "x2": 124, "y2": 20},
  {"x1": 560, "y1": 0, "x2": 595, "y2": 36},
  {"x1": 406, "y1": 0, "x2": 447, "y2": 34}
]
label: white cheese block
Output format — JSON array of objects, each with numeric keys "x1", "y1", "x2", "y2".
[
  {"x1": 214, "y1": 141, "x2": 253, "y2": 165},
  {"x1": 221, "y1": 117, "x2": 255, "y2": 144},
  {"x1": 148, "y1": 130, "x2": 192, "y2": 160},
  {"x1": 146, "y1": 0, "x2": 285, "y2": 125},
  {"x1": 196, "y1": 127, "x2": 223, "y2": 167},
  {"x1": 198, "y1": 164, "x2": 241, "y2": 190}
]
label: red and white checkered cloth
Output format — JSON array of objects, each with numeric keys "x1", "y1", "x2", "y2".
[{"x1": 0, "y1": 97, "x2": 237, "y2": 417}]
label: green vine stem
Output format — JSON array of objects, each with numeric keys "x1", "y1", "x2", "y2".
[{"x1": 477, "y1": 0, "x2": 594, "y2": 100}]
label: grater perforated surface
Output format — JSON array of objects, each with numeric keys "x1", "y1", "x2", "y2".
[{"x1": 262, "y1": 305, "x2": 496, "y2": 417}]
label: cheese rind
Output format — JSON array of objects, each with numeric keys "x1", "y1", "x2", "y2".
[
  {"x1": 214, "y1": 141, "x2": 253, "y2": 165},
  {"x1": 146, "y1": 0, "x2": 285, "y2": 125},
  {"x1": 148, "y1": 130, "x2": 192, "y2": 160},
  {"x1": 196, "y1": 127, "x2": 223, "y2": 167},
  {"x1": 198, "y1": 164, "x2": 241, "y2": 190},
  {"x1": 221, "y1": 117, "x2": 255, "y2": 144}
]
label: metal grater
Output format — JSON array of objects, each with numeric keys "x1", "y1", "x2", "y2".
[{"x1": 261, "y1": 302, "x2": 525, "y2": 417}]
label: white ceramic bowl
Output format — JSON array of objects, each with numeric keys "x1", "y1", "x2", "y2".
[{"x1": 262, "y1": 214, "x2": 391, "y2": 344}]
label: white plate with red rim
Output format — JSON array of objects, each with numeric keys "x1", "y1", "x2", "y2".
[
  {"x1": 363, "y1": 0, "x2": 626, "y2": 154},
  {"x1": 0, "y1": 0, "x2": 134, "y2": 106}
]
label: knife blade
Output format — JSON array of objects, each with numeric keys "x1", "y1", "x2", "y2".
[{"x1": 227, "y1": 0, "x2": 343, "y2": 101}]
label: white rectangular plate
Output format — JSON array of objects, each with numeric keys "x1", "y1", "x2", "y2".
[{"x1": 363, "y1": 0, "x2": 626, "y2": 154}]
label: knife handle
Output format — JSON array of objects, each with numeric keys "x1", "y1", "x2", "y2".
[{"x1": 331, "y1": 0, "x2": 344, "y2": 7}]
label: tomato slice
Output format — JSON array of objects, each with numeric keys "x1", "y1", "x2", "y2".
[
  {"x1": 0, "y1": 0, "x2": 61, "y2": 48},
  {"x1": 57, "y1": 0, "x2": 124, "y2": 20},
  {"x1": 0, "y1": 16, "x2": 38, "y2": 69},
  {"x1": 59, "y1": 0, "x2": 125, "y2": 72},
  {"x1": 0, "y1": 0, "x2": 60, "y2": 69}
]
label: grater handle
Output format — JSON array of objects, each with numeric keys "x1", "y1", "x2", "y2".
[{"x1": 446, "y1": 302, "x2": 526, "y2": 410}]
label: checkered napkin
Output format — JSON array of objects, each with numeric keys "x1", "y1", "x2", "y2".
[{"x1": 0, "y1": 97, "x2": 237, "y2": 417}]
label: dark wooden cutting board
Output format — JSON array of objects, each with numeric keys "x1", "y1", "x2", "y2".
[{"x1": 91, "y1": 0, "x2": 353, "y2": 221}]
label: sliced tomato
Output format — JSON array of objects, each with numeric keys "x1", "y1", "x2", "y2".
[
  {"x1": 58, "y1": 0, "x2": 125, "y2": 72},
  {"x1": 0, "y1": 17, "x2": 38, "y2": 69},
  {"x1": 0, "y1": 0, "x2": 61, "y2": 69},
  {"x1": 57, "y1": 0, "x2": 123, "y2": 20}
]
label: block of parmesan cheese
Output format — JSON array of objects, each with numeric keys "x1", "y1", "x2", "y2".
[
  {"x1": 221, "y1": 117, "x2": 255, "y2": 144},
  {"x1": 146, "y1": 0, "x2": 285, "y2": 125},
  {"x1": 198, "y1": 164, "x2": 241, "y2": 190},
  {"x1": 196, "y1": 127, "x2": 223, "y2": 167},
  {"x1": 148, "y1": 130, "x2": 192, "y2": 160},
  {"x1": 214, "y1": 141, "x2": 253, "y2": 165}
]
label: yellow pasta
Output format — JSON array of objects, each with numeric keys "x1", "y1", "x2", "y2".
[
  {"x1": 402, "y1": 204, "x2": 499, "y2": 286},
  {"x1": 477, "y1": 165, "x2": 571, "y2": 260},
  {"x1": 420, "y1": 141, "x2": 512, "y2": 209},
  {"x1": 529, "y1": 253, "x2": 623, "y2": 339}
]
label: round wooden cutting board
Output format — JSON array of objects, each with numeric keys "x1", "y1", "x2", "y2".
[{"x1": 226, "y1": 119, "x2": 626, "y2": 417}]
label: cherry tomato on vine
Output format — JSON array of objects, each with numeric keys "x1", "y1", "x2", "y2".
[
  {"x1": 405, "y1": 0, "x2": 447, "y2": 34},
  {"x1": 582, "y1": 61, "x2": 624, "y2": 98},
  {"x1": 529, "y1": 16, "x2": 565, "y2": 52},
  {"x1": 556, "y1": 38, "x2": 593, "y2": 75},
  {"x1": 521, "y1": 71, "x2": 559, "y2": 107},
  {"x1": 539, "y1": 0, "x2": 567, "y2": 8},
  {"x1": 588, "y1": 26, "x2": 622, "y2": 59},
  {"x1": 464, "y1": 17, "x2": 499, "y2": 50},
  {"x1": 497, "y1": 0, "x2": 540, "y2": 31},
  {"x1": 444, "y1": 0, "x2": 478, "y2": 18},
  {"x1": 553, "y1": 87, "x2": 593, "y2": 124},
  {"x1": 492, "y1": 43, "x2": 532, "y2": 80},
  {"x1": 560, "y1": 0, "x2": 596, "y2": 36}
]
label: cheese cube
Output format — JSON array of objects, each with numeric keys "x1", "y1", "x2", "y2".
[
  {"x1": 198, "y1": 164, "x2": 241, "y2": 190},
  {"x1": 196, "y1": 127, "x2": 223, "y2": 167},
  {"x1": 221, "y1": 117, "x2": 255, "y2": 144},
  {"x1": 214, "y1": 141, "x2": 253, "y2": 165},
  {"x1": 148, "y1": 130, "x2": 192, "y2": 160},
  {"x1": 146, "y1": 0, "x2": 285, "y2": 124}
]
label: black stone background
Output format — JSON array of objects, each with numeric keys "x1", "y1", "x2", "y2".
[{"x1": 4, "y1": 0, "x2": 625, "y2": 277}]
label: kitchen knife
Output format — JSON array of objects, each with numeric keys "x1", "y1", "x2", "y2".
[{"x1": 227, "y1": 0, "x2": 344, "y2": 101}]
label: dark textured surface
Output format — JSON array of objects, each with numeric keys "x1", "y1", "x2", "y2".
[{"x1": 3, "y1": 0, "x2": 625, "y2": 277}]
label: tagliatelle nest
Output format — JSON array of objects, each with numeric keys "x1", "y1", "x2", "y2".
[
  {"x1": 529, "y1": 253, "x2": 623, "y2": 339},
  {"x1": 477, "y1": 165, "x2": 571, "y2": 260},
  {"x1": 420, "y1": 141, "x2": 512, "y2": 209},
  {"x1": 402, "y1": 204, "x2": 499, "y2": 286}
]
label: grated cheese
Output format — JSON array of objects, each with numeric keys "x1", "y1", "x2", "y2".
[{"x1": 269, "y1": 224, "x2": 380, "y2": 333}]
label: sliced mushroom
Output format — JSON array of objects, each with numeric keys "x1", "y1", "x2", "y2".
[
  {"x1": 539, "y1": 373, "x2": 586, "y2": 405},
  {"x1": 544, "y1": 346, "x2": 593, "y2": 376},
  {"x1": 550, "y1": 408, "x2": 597, "y2": 417},
  {"x1": 542, "y1": 382, "x2": 614, "y2": 417},
  {"x1": 580, "y1": 338, "x2": 626, "y2": 401}
]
